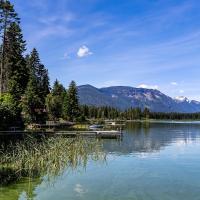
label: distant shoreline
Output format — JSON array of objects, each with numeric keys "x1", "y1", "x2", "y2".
[{"x1": 126, "y1": 119, "x2": 200, "y2": 124}]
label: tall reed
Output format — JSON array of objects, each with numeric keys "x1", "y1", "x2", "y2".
[{"x1": 0, "y1": 136, "x2": 106, "y2": 185}]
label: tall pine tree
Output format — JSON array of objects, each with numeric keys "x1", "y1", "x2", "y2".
[
  {"x1": 28, "y1": 48, "x2": 50, "y2": 103},
  {"x1": 0, "y1": 0, "x2": 20, "y2": 93},
  {"x1": 22, "y1": 49, "x2": 50, "y2": 124},
  {"x1": 21, "y1": 74, "x2": 42, "y2": 123},
  {"x1": 63, "y1": 81, "x2": 80, "y2": 121},
  {"x1": 46, "y1": 80, "x2": 66, "y2": 120},
  {"x1": 6, "y1": 22, "x2": 29, "y2": 100}
]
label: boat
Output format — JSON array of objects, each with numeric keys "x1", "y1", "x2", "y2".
[{"x1": 89, "y1": 124, "x2": 104, "y2": 130}]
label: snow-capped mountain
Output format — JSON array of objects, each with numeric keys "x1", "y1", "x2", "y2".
[
  {"x1": 175, "y1": 96, "x2": 190, "y2": 102},
  {"x1": 78, "y1": 85, "x2": 200, "y2": 113}
]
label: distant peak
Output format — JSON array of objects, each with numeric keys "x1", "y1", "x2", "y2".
[
  {"x1": 78, "y1": 84, "x2": 96, "y2": 88},
  {"x1": 175, "y1": 96, "x2": 190, "y2": 102},
  {"x1": 191, "y1": 100, "x2": 200, "y2": 104},
  {"x1": 137, "y1": 84, "x2": 159, "y2": 90}
]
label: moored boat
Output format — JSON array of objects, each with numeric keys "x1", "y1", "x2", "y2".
[{"x1": 89, "y1": 124, "x2": 104, "y2": 130}]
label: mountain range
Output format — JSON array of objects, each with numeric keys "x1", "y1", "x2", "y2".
[{"x1": 78, "y1": 85, "x2": 200, "y2": 113}]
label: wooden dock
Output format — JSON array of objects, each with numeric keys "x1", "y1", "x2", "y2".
[{"x1": 0, "y1": 130, "x2": 123, "y2": 139}]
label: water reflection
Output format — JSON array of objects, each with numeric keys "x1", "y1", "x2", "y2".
[
  {"x1": 1, "y1": 121, "x2": 200, "y2": 200},
  {"x1": 103, "y1": 121, "x2": 200, "y2": 155}
]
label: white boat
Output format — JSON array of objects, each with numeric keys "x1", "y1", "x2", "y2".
[{"x1": 89, "y1": 124, "x2": 104, "y2": 130}]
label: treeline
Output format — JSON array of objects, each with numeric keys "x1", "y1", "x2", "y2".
[
  {"x1": 149, "y1": 112, "x2": 200, "y2": 120},
  {"x1": 80, "y1": 106, "x2": 200, "y2": 120},
  {"x1": 0, "y1": 0, "x2": 80, "y2": 129}
]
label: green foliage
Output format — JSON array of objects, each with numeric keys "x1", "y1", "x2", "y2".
[
  {"x1": 63, "y1": 81, "x2": 80, "y2": 121},
  {"x1": 0, "y1": 93, "x2": 20, "y2": 130},
  {"x1": 0, "y1": 0, "x2": 20, "y2": 93},
  {"x1": 46, "y1": 94, "x2": 63, "y2": 120},
  {"x1": 62, "y1": 91, "x2": 68, "y2": 119},
  {"x1": 27, "y1": 48, "x2": 50, "y2": 102},
  {"x1": 0, "y1": 0, "x2": 19, "y2": 24},
  {"x1": 52, "y1": 79, "x2": 65, "y2": 96},
  {"x1": 21, "y1": 74, "x2": 44, "y2": 124},
  {"x1": 0, "y1": 1, "x2": 28, "y2": 129},
  {"x1": 6, "y1": 22, "x2": 29, "y2": 100},
  {"x1": 21, "y1": 49, "x2": 50, "y2": 124},
  {"x1": 46, "y1": 80, "x2": 65, "y2": 120},
  {"x1": 76, "y1": 115, "x2": 87, "y2": 122},
  {"x1": 123, "y1": 108, "x2": 142, "y2": 120},
  {"x1": 149, "y1": 112, "x2": 200, "y2": 120},
  {"x1": 80, "y1": 105, "x2": 200, "y2": 121},
  {"x1": 80, "y1": 105, "x2": 121, "y2": 120},
  {"x1": 143, "y1": 107, "x2": 150, "y2": 119}
]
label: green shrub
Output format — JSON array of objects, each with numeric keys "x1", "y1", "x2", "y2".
[{"x1": 0, "y1": 93, "x2": 20, "y2": 130}]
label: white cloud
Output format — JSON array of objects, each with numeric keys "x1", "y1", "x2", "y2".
[
  {"x1": 77, "y1": 45, "x2": 93, "y2": 58},
  {"x1": 171, "y1": 82, "x2": 178, "y2": 86},
  {"x1": 179, "y1": 89, "x2": 185, "y2": 94},
  {"x1": 137, "y1": 84, "x2": 159, "y2": 90}
]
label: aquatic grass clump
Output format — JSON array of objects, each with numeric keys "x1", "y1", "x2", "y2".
[{"x1": 0, "y1": 136, "x2": 106, "y2": 185}]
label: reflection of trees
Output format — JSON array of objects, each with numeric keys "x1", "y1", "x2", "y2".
[
  {"x1": 103, "y1": 122, "x2": 200, "y2": 154},
  {"x1": 0, "y1": 137, "x2": 106, "y2": 200}
]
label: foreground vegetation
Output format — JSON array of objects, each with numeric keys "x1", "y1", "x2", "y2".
[{"x1": 0, "y1": 136, "x2": 106, "y2": 185}]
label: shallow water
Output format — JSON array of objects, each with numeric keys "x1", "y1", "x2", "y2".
[{"x1": 1, "y1": 121, "x2": 200, "y2": 200}]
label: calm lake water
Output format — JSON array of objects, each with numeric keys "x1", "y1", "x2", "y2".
[{"x1": 1, "y1": 121, "x2": 200, "y2": 200}]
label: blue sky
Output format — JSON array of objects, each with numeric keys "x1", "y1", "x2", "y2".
[{"x1": 12, "y1": 0, "x2": 200, "y2": 100}]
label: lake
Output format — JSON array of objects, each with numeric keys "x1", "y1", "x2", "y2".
[{"x1": 1, "y1": 121, "x2": 200, "y2": 200}]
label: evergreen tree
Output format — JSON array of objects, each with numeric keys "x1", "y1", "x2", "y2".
[
  {"x1": 63, "y1": 81, "x2": 80, "y2": 121},
  {"x1": 62, "y1": 91, "x2": 68, "y2": 120},
  {"x1": 46, "y1": 80, "x2": 65, "y2": 120},
  {"x1": 81, "y1": 105, "x2": 89, "y2": 118},
  {"x1": 22, "y1": 49, "x2": 50, "y2": 124},
  {"x1": 28, "y1": 48, "x2": 50, "y2": 104},
  {"x1": 41, "y1": 66, "x2": 50, "y2": 99},
  {"x1": 6, "y1": 22, "x2": 29, "y2": 100},
  {"x1": 0, "y1": 0, "x2": 20, "y2": 93},
  {"x1": 52, "y1": 79, "x2": 65, "y2": 96},
  {"x1": 21, "y1": 74, "x2": 42, "y2": 124},
  {"x1": 143, "y1": 107, "x2": 150, "y2": 119}
]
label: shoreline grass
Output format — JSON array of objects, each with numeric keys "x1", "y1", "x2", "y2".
[{"x1": 0, "y1": 136, "x2": 106, "y2": 185}]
